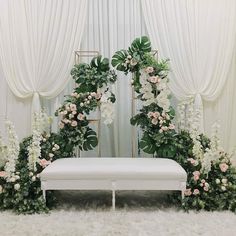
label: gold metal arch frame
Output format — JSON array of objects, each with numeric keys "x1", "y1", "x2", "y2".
[
  {"x1": 131, "y1": 50, "x2": 158, "y2": 158},
  {"x1": 74, "y1": 51, "x2": 101, "y2": 158}
]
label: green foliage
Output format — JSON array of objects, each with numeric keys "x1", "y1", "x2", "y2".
[
  {"x1": 129, "y1": 36, "x2": 151, "y2": 54},
  {"x1": 111, "y1": 50, "x2": 129, "y2": 72}
]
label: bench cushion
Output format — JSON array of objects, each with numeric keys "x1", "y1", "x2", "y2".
[{"x1": 40, "y1": 158, "x2": 187, "y2": 182}]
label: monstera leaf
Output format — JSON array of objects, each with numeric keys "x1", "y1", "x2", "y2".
[
  {"x1": 139, "y1": 132, "x2": 156, "y2": 154},
  {"x1": 111, "y1": 49, "x2": 129, "y2": 71},
  {"x1": 80, "y1": 128, "x2": 98, "y2": 151},
  {"x1": 90, "y1": 55, "x2": 110, "y2": 72},
  {"x1": 129, "y1": 36, "x2": 151, "y2": 54}
]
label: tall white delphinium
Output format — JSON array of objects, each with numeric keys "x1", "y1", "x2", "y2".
[
  {"x1": 0, "y1": 132, "x2": 7, "y2": 168},
  {"x1": 201, "y1": 122, "x2": 225, "y2": 174},
  {"x1": 27, "y1": 111, "x2": 51, "y2": 172},
  {"x1": 4, "y1": 121, "x2": 20, "y2": 182}
]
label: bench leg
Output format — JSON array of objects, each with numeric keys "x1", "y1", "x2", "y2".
[
  {"x1": 112, "y1": 189, "x2": 116, "y2": 210},
  {"x1": 43, "y1": 189, "x2": 46, "y2": 201}
]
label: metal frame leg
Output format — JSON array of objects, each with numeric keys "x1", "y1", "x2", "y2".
[
  {"x1": 112, "y1": 189, "x2": 116, "y2": 210},
  {"x1": 43, "y1": 189, "x2": 46, "y2": 201}
]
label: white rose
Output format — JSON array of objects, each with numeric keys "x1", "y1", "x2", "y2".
[
  {"x1": 14, "y1": 183, "x2": 20, "y2": 191},
  {"x1": 10, "y1": 177, "x2": 16, "y2": 182},
  {"x1": 29, "y1": 172, "x2": 33, "y2": 177},
  {"x1": 222, "y1": 178, "x2": 228, "y2": 184},
  {"x1": 49, "y1": 153, "x2": 54, "y2": 158},
  {"x1": 80, "y1": 103, "x2": 84, "y2": 107},
  {"x1": 32, "y1": 176, "x2": 36, "y2": 182},
  {"x1": 52, "y1": 147, "x2": 56, "y2": 152},
  {"x1": 215, "y1": 179, "x2": 221, "y2": 184},
  {"x1": 88, "y1": 95, "x2": 92, "y2": 100},
  {"x1": 221, "y1": 186, "x2": 226, "y2": 191}
]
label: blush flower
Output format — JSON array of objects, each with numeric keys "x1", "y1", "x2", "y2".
[
  {"x1": 145, "y1": 67, "x2": 154, "y2": 74},
  {"x1": 71, "y1": 120, "x2": 78, "y2": 127},
  {"x1": 70, "y1": 104, "x2": 77, "y2": 111},
  {"x1": 77, "y1": 113, "x2": 85, "y2": 121},
  {"x1": 184, "y1": 188, "x2": 192, "y2": 196},
  {"x1": 39, "y1": 159, "x2": 51, "y2": 168},
  {"x1": 219, "y1": 163, "x2": 229, "y2": 172},
  {"x1": 151, "y1": 118, "x2": 158, "y2": 125},
  {"x1": 148, "y1": 112, "x2": 154, "y2": 118},
  {"x1": 193, "y1": 189, "x2": 200, "y2": 195},
  {"x1": 153, "y1": 112, "x2": 160, "y2": 119},
  {"x1": 0, "y1": 171, "x2": 6, "y2": 178},
  {"x1": 169, "y1": 124, "x2": 175, "y2": 130},
  {"x1": 149, "y1": 76, "x2": 158, "y2": 84}
]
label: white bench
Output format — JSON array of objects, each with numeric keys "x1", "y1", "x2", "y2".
[{"x1": 40, "y1": 157, "x2": 187, "y2": 209}]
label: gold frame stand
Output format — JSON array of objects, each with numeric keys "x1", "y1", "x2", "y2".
[{"x1": 74, "y1": 51, "x2": 101, "y2": 157}]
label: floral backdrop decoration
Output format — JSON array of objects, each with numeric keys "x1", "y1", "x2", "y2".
[
  {"x1": 112, "y1": 36, "x2": 236, "y2": 212},
  {"x1": 0, "y1": 55, "x2": 117, "y2": 213}
]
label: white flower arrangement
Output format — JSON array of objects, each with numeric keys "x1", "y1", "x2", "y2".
[
  {"x1": 100, "y1": 90, "x2": 115, "y2": 125},
  {"x1": 28, "y1": 111, "x2": 51, "y2": 172},
  {"x1": 4, "y1": 121, "x2": 20, "y2": 182},
  {"x1": 0, "y1": 132, "x2": 7, "y2": 168}
]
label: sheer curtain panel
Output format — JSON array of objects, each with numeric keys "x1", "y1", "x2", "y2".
[
  {"x1": 0, "y1": 0, "x2": 87, "y2": 117},
  {"x1": 142, "y1": 0, "x2": 236, "y2": 132}
]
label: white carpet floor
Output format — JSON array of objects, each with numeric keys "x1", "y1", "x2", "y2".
[{"x1": 1, "y1": 191, "x2": 236, "y2": 236}]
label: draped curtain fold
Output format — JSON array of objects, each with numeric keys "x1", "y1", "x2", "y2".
[
  {"x1": 141, "y1": 0, "x2": 236, "y2": 132},
  {"x1": 0, "y1": 0, "x2": 87, "y2": 114}
]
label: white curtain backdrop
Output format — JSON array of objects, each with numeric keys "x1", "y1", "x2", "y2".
[
  {"x1": 142, "y1": 0, "x2": 236, "y2": 133},
  {"x1": 0, "y1": 0, "x2": 87, "y2": 116}
]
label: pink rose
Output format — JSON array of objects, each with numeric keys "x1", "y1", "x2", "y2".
[
  {"x1": 147, "y1": 112, "x2": 154, "y2": 118},
  {"x1": 70, "y1": 104, "x2": 77, "y2": 111},
  {"x1": 203, "y1": 186, "x2": 209, "y2": 192},
  {"x1": 219, "y1": 163, "x2": 229, "y2": 172},
  {"x1": 161, "y1": 126, "x2": 168, "y2": 131},
  {"x1": 39, "y1": 159, "x2": 51, "y2": 168},
  {"x1": 193, "y1": 171, "x2": 200, "y2": 176},
  {"x1": 193, "y1": 175, "x2": 199, "y2": 181},
  {"x1": 95, "y1": 93, "x2": 101, "y2": 100},
  {"x1": 184, "y1": 188, "x2": 192, "y2": 196},
  {"x1": 0, "y1": 171, "x2": 6, "y2": 178},
  {"x1": 77, "y1": 113, "x2": 85, "y2": 121},
  {"x1": 149, "y1": 76, "x2": 158, "y2": 84},
  {"x1": 71, "y1": 120, "x2": 78, "y2": 127},
  {"x1": 187, "y1": 158, "x2": 195, "y2": 165},
  {"x1": 151, "y1": 118, "x2": 158, "y2": 125},
  {"x1": 153, "y1": 112, "x2": 160, "y2": 119},
  {"x1": 145, "y1": 67, "x2": 154, "y2": 74},
  {"x1": 72, "y1": 110, "x2": 77, "y2": 115},
  {"x1": 193, "y1": 189, "x2": 200, "y2": 195},
  {"x1": 169, "y1": 124, "x2": 175, "y2": 130},
  {"x1": 59, "y1": 122, "x2": 64, "y2": 129}
]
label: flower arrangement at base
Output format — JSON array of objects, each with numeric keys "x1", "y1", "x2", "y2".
[{"x1": 0, "y1": 55, "x2": 117, "y2": 214}]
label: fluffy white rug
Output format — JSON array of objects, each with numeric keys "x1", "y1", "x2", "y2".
[{"x1": 1, "y1": 191, "x2": 236, "y2": 236}]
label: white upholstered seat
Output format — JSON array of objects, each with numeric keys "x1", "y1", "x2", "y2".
[
  {"x1": 40, "y1": 157, "x2": 187, "y2": 209},
  {"x1": 41, "y1": 157, "x2": 186, "y2": 181}
]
